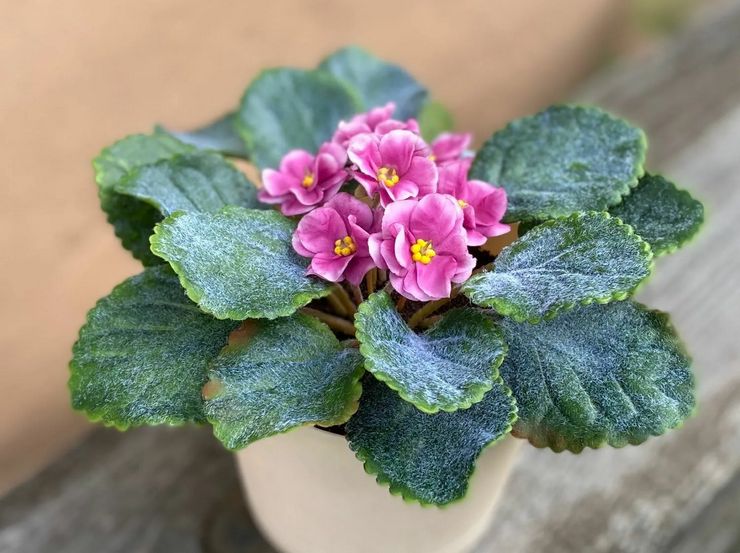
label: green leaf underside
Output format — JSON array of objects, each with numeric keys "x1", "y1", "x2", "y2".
[
  {"x1": 69, "y1": 266, "x2": 239, "y2": 429},
  {"x1": 499, "y1": 301, "x2": 695, "y2": 452},
  {"x1": 236, "y1": 68, "x2": 361, "y2": 170},
  {"x1": 355, "y1": 291, "x2": 507, "y2": 413},
  {"x1": 150, "y1": 206, "x2": 331, "y2": 320},
  {"x1": 318, "y1": 46, "x2": 428, "y2": 120},
  {"x1": 470, "y1": 105, "x2": 647, "y2": 223},
  {"x1": 205, "y1": 314, "x2": 364, "y2": 450},
  {"x1": 609, "y1": 173, "x2": 704, "y2": 256},
  {"x1": 156, "y1": 112, "x2": 249, "y2": 159},
  {"x1": 418, "y1": 101, "x2": 455, "y2": 142},
  {"x1": 93, "y1": 131, "x2": 196, "y2": 265},
  {"x1": 346, "y1": 377, "x2": 517, "y2": 506},
  {"x1": 462, "y1": 212, "x2": 653, "y2": 323},
  {"x1": 115, "y1": 151, "x2": 260, "y2": 216}
]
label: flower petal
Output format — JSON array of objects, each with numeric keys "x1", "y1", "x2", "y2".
[
  {"x1": 294, "y1": 207, "x2": 348, "y2": 254},
  {"x1": 309, "y1": 252, "x2": 353, "y2": 283},
  {"x1": 416, "y1": 256, "x2": 457, "y2": 300}
]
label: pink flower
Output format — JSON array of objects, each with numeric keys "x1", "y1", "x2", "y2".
[
  {"x1": 348, "y1": 130, "x2": 437, "y2": 207},
  {"x1": 430, "y1": 132, "x2": 472, "y2": 163},
  {"x1": 437, "y1": 159, "x2": 510, "y2": 246},
  {"x1": 332, "y1": 102, "x2": 420, "y2": 148},
  {"x1": 368, "y1": 194, "x2": 476, "y2": 301},
  {"x1": 259, "y1": 142, "x2": 349, "y2": 216},
  {"x1": 292, "y1": 193, "x2": 379, "y2": 285}
]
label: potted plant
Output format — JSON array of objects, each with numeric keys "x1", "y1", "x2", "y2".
[{"x1": 69, "y1": 47, "x2": 704, "y2": 553}]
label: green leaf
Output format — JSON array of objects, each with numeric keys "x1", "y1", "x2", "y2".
[
  {"x1": 462, "y1": 212, "x2": 653, "y2": 323},
  {"x1": 418, "y1": 101, "x2": 455, "y2": 142},
  {"x1": 150, "y1": 206, "x2": 331, "y2": 320},
  {"x1": 114, "y1": 151, "x2": 260, "y2": 216},
  {"x1": 69, "y1": 266, "x2": 239, "y2": 429},
  {"x1": 156, "y1": 112, "x2": 249, "y2": 159},
  {"x1": 499, "y1": 301, "x2": 696, "y2": 452},
  {"x1": 204, "y1": 314, "x2": 364, "y2": 450},
  {"x1": 94, "y1": 131, "x2": 195, "y2": 265},
  {"x1": 354, "y1": 291, "x2": 507, "y2": 413},
  {"x1": 346, "y1": 377, "x2": 517, "y2": 506},
  {"x1": 236, "y1": 68, "x2": 361, "y2": 169},
  {"x1": 609, "y1": 173, "x2": 704, "y2": 256},
  {"x1": 318, "y1": 46, "x2": 428, "y2": 119},
  {"x1": 470, "y1": 105, "x2": 647, "y2": 222}
]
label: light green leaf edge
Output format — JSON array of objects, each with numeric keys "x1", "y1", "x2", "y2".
[
  {"x1": 349, "y1": 377, "x2": 518, "y2": 507},
  {"x1": 470, "y1": 104, "x2": 648, "y2": 223},
  {"x1": 354, "y1": 291, "x2": 507, "y2": 413},
  {"x1": 462, "y1": 211, "x2": 654, "y2": 324},
  {"x1": 149, "y1": 207, "x2": 332, "y2": 320},
  {"x1": 609, "y1": 173, "x2": 705, "y2": 256}
]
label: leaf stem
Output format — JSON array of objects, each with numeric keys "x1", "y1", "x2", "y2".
[
  {"x1": 366, "y1": 269, "x2": 377, "y2": 294},
  {"x1": 407, "y1": 288, "x2": 459, "y2": 329},
  {"x1": 333, "y1": 284, "x2": 357, "y2": 315},
  {"x1": 396, "y1": 296, "x2": 407, "y2": 311},
  {"x1": 301, "y1": 308, "x2": 356, "y2": 336},
  {"x1": 326, "y1": 292, "x2": 348, "y2": 317},
  {"x1": 350, "y1": 284, "x2": 364, "y2": 305}
]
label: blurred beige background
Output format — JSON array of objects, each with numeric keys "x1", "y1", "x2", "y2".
[{"x1": 0, "y1": 0, "x2": 699, "y2": 494}]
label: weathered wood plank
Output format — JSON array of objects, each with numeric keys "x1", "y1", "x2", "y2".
[{"x1": 2, "y1": 2, "x2": 740, "y2": 552}]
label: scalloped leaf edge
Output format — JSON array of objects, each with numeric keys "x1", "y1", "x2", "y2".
[
  {"x1": 461, "y1": 211, "x2": 655, "y2": 324},
  {"x1": 354, "y1": 291, "x2": 508, "y2": 413},
  {"x1": 346, "y1": 377, "x2": 518, "y2": 507}
]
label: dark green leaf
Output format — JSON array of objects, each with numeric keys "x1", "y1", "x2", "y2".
[
  {"x1": 355, "y1": 291, "x2": 507, "y2": 413},
  {"x1": 94, "y1": 131, "x2": 195, "y2": 265},
  {"x1": 418, "y1": 101, "x2": 455, "y2": 142},
  {"x1": 236, "y1": 68, "x2": 361, "y2": 169},
  {"x1": 115, "y1": 151, "x2": 260, "y2": 216},
  {"x1": 150, "y1": 206, "x2": 331, "y2": 320},
  {"x1": 470, "y1": 105, "x2": 647, "y2": 222},
  {"x1": 499, "y1": 301, "x2": 696, "y2": 452},
  {"x1": 346, "y1": 377, "x2": 517, "y2": 505},
  {"x1": 609, "y1": 173, "x2": 704, "y2": 256},
  {"x1": 462, "y1": 212, "x2": 653, "y2": 323},
  {"x1": 156, "y1": 112, "x2": 249, "y2": 159},
  {"x1": 318, "y1": 46, "x2": 428, "y2": 119},
  {"x1": 205, "y1": 314, "x2": 364, "y2": 450},
  {"x1": 69, "y1": 266, "x2": 239, "y2": 429}
]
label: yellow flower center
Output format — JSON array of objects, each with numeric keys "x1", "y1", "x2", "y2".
[
  {"x1": 457, "y1": 199, "x2": 468, "y2": 208},
  {"x1": 333, "y1": 236, "x2": 357, "y2": 256},
  {"x1": 428, "y1": 154, "x2": 437, "y2": 162},
  {"x1": 301, "y1": 172, "x2": 315, "y2": 188},
  {"x1": 377, "y1": 166, "x2": 400, "y2": 188},
  {"x1": 410, "y1": 238, "x2": 436, "y2": 265}
]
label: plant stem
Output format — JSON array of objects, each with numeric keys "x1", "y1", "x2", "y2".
[
  {"x1": 472, "y1": 262, "x2": 494, "y2": 275},
  {"x1": 333, "y1": 284, "x2": 357, "y2": 314},
  {"x1": 301, "y1": 308, "x2": 356, "y2": 336},
  {"x1": 396, "y1": 296, "x2": 407, "y2": 311},
  {"x1": 350, "y1": 284, "x2": 363, "y2": 305},
  {"x1": 408, "y1": 298, "x2": 449, "y2": 328},
  {"x1": 367, "y1": 269, "x2": 377, "y2": 294},
  {"x1": 418, "y1": 315, "x2": 441, "y2": 329},
  {"x1": 326, "y1": 292, "x2": 348, "y2": 317}
]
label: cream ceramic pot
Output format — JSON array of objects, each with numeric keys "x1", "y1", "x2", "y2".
[{"x1": 235, "y1": 426, "x2": 521, "y2": 553}]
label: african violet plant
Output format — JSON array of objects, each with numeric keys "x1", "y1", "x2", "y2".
[{"x1": 69, "y1": 47, "x2": 705, "y2": 506}]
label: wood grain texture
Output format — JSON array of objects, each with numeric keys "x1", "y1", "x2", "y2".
[{"x1": 2, "y1": 1, "x2": 739, "y2": 552}]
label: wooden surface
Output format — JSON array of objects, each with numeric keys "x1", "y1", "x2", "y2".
[{"x1": 2, "y1": 1, "x2": 739, "y2": 552}]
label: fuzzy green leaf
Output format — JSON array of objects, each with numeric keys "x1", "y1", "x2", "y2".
[
  {"x1": 499, "y1": 301, "x2": 696, "y2": 452},
  {"x1": 115, "y1": 151, "x2": 260, "y2": 216},
  {"x1": 157, "y1": 112, "x2": 249, "y2": 159},
  {"x1": 205, "y1": 314, "x2": 364, "y2": 450},
  {"x1": 150, "y1": 206, "x2": 331, "y2": 320},
  {"x1": 318, "y1": 46, "x2": 428, "y2": 119},
  {"x1": 609, "y1": 173, "x2": 704, "y2": 255},
  {"x1": 69, "y1": 266, "x2": 239, "y2": 429},
  {"x1": 236, "y1": 68, "x2": 361, "y2": 169},
  {"x1": 418, "y1": 100, "x2": 455, "y2": 142},
  {"x1": 346, "y1": 377, "x2": 517, "y2": 506},
  {"x1": 462, "y1": 212, "x2": 653, "y2": 323},
  {"x1": 470, "y1": 105, "x2": 647, "y2": 222},
  {"x1": 355, "y1": 291, "x2": 507, "y2": 413},
  {"x1": 94, "y1": 131, "x2": 195, "y2": 265}
]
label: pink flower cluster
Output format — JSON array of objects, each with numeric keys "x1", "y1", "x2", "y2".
[{"x1": 258, "y1": 103, "x2": 510, "y2": 301}]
